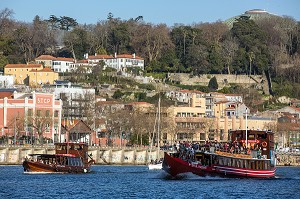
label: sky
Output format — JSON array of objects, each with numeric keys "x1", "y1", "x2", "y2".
[{"x1": 1, "y1": 0, "x2": 300, "y2": 26}]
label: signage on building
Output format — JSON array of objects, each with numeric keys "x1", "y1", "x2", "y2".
[{"x1": 35, "y1": 94, "x2": 52, "y2": 106}]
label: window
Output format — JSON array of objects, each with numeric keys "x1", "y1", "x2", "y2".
[
  {"x1": 46, "y1": 123, "x2": 50, "y2": 131},
  {"x1": 37, "y1": 110, "x2": 41, "y2": 117},
  {"x1": 54, "y1": 110, "x2": 59, "y2": 117},
  {"x1": 46, "y1": 110, "x2": 50, "y2": 117},
  {"x1": 28, "y1": 109, "x2": 33, "y2": 116}
]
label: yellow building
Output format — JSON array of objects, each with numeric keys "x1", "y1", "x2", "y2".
[
  {"x1": 214, "y1": 100, "x2": 228, "y2": 118},
  {"x1": 165, "y1": 95, "x2": 277, "y2": 144},
  {"x1": 4, "y1": 64, "x2": 59, "y2": 86},
  {"x1": 35, "y1": 55, "x2": 56, "y2": 68},
  {"x1": 4, "y1": 64, "x2": 43, "y2": 85},
  {"x1": 29, "y1": 67, "x2": 59, "y2": 86}
]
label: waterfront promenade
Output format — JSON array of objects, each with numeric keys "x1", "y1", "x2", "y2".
[{"x1": 0, "y1": 144, "x2": 299, "y2": 166}]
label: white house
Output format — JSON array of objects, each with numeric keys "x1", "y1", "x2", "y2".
[
  {"x1": 86, "y1": 53, "x2": 144, "y2": 72},
  {"x1": 35, "y1": 55, "x2": 74, "y2": 73},
  {"x1": 52, "y1": 57, "x2": 74, "y2": 73}
]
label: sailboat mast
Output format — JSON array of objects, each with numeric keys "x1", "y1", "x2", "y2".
[
  {"x1": 157, "y1": 96, "x2": 161, "y2": 151},
  {"x1": 245, "y1": 108, "x2": 248, "y2": 147}
]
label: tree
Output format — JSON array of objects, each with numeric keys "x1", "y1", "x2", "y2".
[
  {"x1": 27, "y1": 110, "x2": 53, "y2": 145},
  {"x1": 231, "y1": 16, "x2": 270, "y2": 75},
  {"x1": 112, "y1": 89, "x2": 124, "y2": 99},
  {"x1": 64, "y1": 27, "x2": 89, "y2": 60},
  {"x1": 58, "y1": 16, "x2": 78, "y2": 31},
  {"x1": 208, "y1": 76, "x2": 218, "y2": 91}
]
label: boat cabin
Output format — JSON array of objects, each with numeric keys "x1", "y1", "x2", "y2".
[
  {"x1": 55, "y1": 142, "x2": 89, "y2": 164},
  {"x1": 230, "y1": 130, "x2": 274, "y2": 159}
]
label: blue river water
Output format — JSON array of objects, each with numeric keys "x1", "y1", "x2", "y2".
[{"x1": 0, "y1": 165, "x2": 299, "y2": 199}]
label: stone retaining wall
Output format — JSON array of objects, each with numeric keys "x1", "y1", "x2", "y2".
[
  {"x1": 0, "y1": 146, "x2": 163, "y2": 165},
  {"x1": 167, "y1": 73, "x2": 269, "y2": 94}
]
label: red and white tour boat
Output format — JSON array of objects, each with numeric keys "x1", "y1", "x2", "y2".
[{"x1": 163, "y1": 129, "x2": 276, "y2": 178}]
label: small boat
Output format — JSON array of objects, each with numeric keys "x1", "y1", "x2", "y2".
[
  {"x1": 148, "y1": 158, "x2": 163, "y2": 170},
  {"x1": 148, "y1": 163, "x2": 163, "y2": 170},
  {"x1": 23, "y1": 142, "x2": 95, "y2": 173},
  {"x1": 162, "y1": 129, "x2": 276, "y2": 178}
]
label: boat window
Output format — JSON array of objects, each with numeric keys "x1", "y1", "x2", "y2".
[
  {"x1": 218, "y1": 158, "x2": 223, "y2": 165},
  {"x1": 257, "y1": 134, "x2": 267, "y2": 139}
]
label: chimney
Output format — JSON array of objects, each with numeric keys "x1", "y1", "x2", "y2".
[
  {"x1": 133, "y1": 53, "x2": 136, "y2": 59},
  {"x1": 114, "y1": 52, "x2": 117, "y2": 58}
]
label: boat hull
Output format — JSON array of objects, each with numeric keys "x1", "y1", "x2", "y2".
[
  {"x1": 148, "y1": 163, "x2": 162, "y2": 170},
  {"x1": 162, "y1": 152, "x2": 276, "y2": 178},
  {"x1": 23, "y1": 160, "x2": 91, "y2": 174}
]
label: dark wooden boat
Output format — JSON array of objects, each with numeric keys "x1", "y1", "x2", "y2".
[
  {"x1": 23, "y1": 142, "x2": 95, "y2": 173},
  {"x1": 163, "y1": 130, "x2": 276, "y2": 178}
]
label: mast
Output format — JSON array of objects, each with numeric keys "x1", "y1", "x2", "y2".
[
  {"x1": 149, "y1": 106, "x2": 158, "y2": 162},
  {"x1": 245, "y1": 107, "x2": 248, "y2": 147},
  {"x1": 157, "y1": 96, "x2": 161, "y2": 158}
]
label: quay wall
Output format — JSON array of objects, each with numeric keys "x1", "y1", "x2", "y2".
[
  {"x1": 1, "y1": 145, "x2": 299, "y2": 166},
  {"x1": 0, "y1": 145, "x2": 163, "y2": 165},
  {"x1": 276, "y1": 153, "x2": 300, "y2": 166}
]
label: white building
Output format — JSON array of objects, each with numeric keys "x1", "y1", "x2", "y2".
[
  {"x1": 0, "y1": 75, "x2": 14, "y2": 88},
  {"x1": 52, "y1": 57, "x2": 74, "y2": 73},
  {"x1": 86, "y1": 53, "x2": 144, "y2": 72},
  {"x1": 42, "y1": 81, "x2": 95, "y2": 119},
  {"x1": 35, "y1": 55, "x2": 74, "y2": 73}
]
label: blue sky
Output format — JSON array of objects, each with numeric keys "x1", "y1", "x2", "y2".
[{"x1": 2, "y1": 0, "x2": 299, "y2": 26}]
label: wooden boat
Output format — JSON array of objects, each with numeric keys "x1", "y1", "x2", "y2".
[
  {"x1": 23, "y1": 142, "x2": 95, "y2": 173},
  {"x1": 162, "y1": 129, "x2": 276, "y2": 178}
]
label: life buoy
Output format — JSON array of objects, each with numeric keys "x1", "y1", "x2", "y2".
[{"x1": 262, "y1": 141, "x2": 267, "y2": 147}]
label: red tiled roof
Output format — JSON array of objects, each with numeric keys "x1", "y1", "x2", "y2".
[
  {"x1": 116, "y1": 54, "x2": 143, "y2": 60},
  {"x1": 5, "y1": 64, "x2": 42, "y2": 68},
  {"x1": 28, "y1": 68, "x2": 55, "y2": 72},
  {"x1": 77, "y1": 60, "x2": 88, "y2": 63},
  {"x1": 0, "y1": 92, "x2": 14, "y2": 99},
  {"x1": 88, "y1": 55, "x2": 114, "y2": 59},
  {"x1": 54, "y1": 57, "x2": 74, "y2": 62},
  {"x1": 35, "y1": 55, "x2": 56, "y2": 60},
  {"x1": 225, "y1": 107, "x2": 235, "y2": 110},
  {"x1": 127, "y1": 102, "x2": 152, "y2": 105},
  {"x1": 39, "y1": 68, "x2": 55, "y2": 72}
]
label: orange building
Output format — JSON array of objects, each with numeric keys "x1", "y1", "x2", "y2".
[{"x1": 0, "y1": 92, "x2": 62, "y2": 145}]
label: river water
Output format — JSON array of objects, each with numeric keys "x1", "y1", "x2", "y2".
[{"x1": 0, "y1": 165, "x2": 299, "y2": 199}]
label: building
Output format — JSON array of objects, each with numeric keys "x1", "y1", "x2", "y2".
[
  {"x1": 0, "y1": 75, "x2": 14, "y2": 88},
  {"x1": 86, "y1": 53, "x2": 144, "y2": 72},
  {"x1": 0, "y1": 91, "x2": 62, "y2": 145},
  {"x1": 42, "y1": 81, "x2": 95, "y2": 121},
  {"x1": 28, "y1": 67, "x2": 59, "y2": 86},
  {"x1": 35, "y1": 55, "x2": 56, "y2": 68},
  {"x1": 52, "y1": 57, "x2": 74, "y2": 73},
  {"x1": 4, "y1": 64, "x2": 43, "y2": 85},
  {"x1": 35, "y1": 55, "x2": 74, "y2": 73},
  {"x1": 225, "y1": 9, "x2": 279, "y2": 27},
  {"x1": 4, "y1": 64, "x2": 58, "y2": 86}
]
